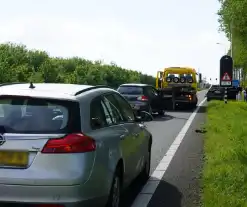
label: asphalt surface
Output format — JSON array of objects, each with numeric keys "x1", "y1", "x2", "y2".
[
  {"x1": 121, "y1": 90, "x2": 207, "y2": 207},
  {"x1": 147, "y1": 102, "x2": 206, "y2": 207},
  {"x1": 148, "y1": 90, "x2": 206, "y2": 174}
]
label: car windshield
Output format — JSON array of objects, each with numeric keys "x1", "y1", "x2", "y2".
[
  {"x1": 117, "y1": 86, "x2": 143, "y2": 95},
  {"x1": 0, "y1": 96, "x2": 79, "y2": 134}
]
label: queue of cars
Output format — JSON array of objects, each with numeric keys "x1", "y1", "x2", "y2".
[{"x1": 0, "y1": 82, "x2": 154, "y2": 207}]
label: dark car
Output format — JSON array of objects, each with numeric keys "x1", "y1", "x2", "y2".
[
  {"x1": 117, "y1": 83, "x2": 165, "y2": 115},
  {"x1": 206, "y1": 85, "x2": 224, "y2": 101}
]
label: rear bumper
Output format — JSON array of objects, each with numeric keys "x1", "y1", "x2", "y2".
[
  {"x1": 207, "y1": 95, "x2": 223, "y2": 100},
  {"x1": 0, "y1": 184, "x2": 107, "y2": 207},
  {"x1": 128, "y1": 101, "x2": 149, "y2": 112},
  {"x1": 175, "y1": 100, "x2": 196, "y2": 103},
  {"x1": 175, "y1": 101, "x2": 197, "y2": 106},
  {"x1": 174, "y1": 96, "x2": 197, "y2": 104}
]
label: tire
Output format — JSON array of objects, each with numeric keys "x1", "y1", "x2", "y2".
[
  {"x1": 140, "y1": 142, "x2": 151, "y2": 181},
  {"x1": 148, "y1": 105, "x2": 152, "y2": 114},
  {"x1": 106, "y1": 167, "x2": 121, "y2": 207},
  {"x1": 207, "y1": 98, "x2": 210, "y2": 102},
  {"x1": 191, "y1": 103, "x2": 197, "y2": 109},
  {"x1": 158, "y1": 110, "x2": 165, "y2": 116}
]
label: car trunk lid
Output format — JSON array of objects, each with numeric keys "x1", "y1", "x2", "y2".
[{"x1": 0, "y1": 95, "x2": 81, "y2": 170}]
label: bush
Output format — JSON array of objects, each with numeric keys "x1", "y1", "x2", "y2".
[{"x1": 0, "y1": 43, "x2": 155, "y2": 87}]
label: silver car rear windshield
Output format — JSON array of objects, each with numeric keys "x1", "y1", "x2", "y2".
[
  {"x1": 0, "y1": 96, "x2": 81, "y2": 134},
  {"x1": 117, "y1": 86, "x2": 143, "y2": 95}
]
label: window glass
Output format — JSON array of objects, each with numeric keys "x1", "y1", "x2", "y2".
[
  {"x1": 90, "y1": 98, "x2": 110, "y2": 129},
  {"x1": 0, "y1": 97, "x2": 77, "y2": 133},
  {"x1": 103, "y1": 95, "x2": 124, "y2": 124},
  {"x1": 112, "y1": 93, "x2": 135, "y2": 122},
  {"x1": 117, "y1": 86, "x2": 143, "y2": 95},
  {"x1": 101, "y1": 100, "x2": 113, "y2": 125}
]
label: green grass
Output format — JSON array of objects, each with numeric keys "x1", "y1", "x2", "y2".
[{"x1": 202, "y1": 101, "x2": 247, "y2": 207}]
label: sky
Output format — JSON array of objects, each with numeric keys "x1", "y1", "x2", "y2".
[{"x1": 0, "y1": 0, "x2": 229, "y2": 83}]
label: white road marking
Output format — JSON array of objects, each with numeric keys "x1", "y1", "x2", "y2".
[{"x1": 131, "y1": 93, "x2": 207, "y2": 207}]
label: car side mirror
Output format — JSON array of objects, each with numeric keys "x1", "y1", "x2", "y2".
[{"x1": 136, "y1": 111, "x2": 153, "y2": 122}]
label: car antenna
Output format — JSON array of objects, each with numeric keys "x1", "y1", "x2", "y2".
[{"x1": 29, "y1": 81, "x2": 35, "y2": 89}]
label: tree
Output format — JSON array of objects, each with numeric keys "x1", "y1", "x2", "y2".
[
  {"x1": 0, "y1": 43, "x2": 156, "y2": 86},
  {"x1": 218, "y1": 0, "x2": 247, "y2": 68}
]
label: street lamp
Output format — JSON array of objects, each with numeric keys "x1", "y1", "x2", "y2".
[{"x1": 216, "y1": 43, "x2": 228, "y2": 54}]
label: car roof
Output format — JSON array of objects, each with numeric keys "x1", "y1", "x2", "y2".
[
  {"x1": 0, "y1": 83, "x2": 110, "y2": 101},
  {"x1": 119, "y1": 83, "x2": 149, "y2": 87}
]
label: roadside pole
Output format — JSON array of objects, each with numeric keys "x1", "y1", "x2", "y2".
[
  {"x1": 220, "y1": 55, "x2": 233, "y2": 103},
  {"x1": 172, "y1": 88, "x2": 176, "y2": 110},
  {"x1": 224, "y1": 87, "x2": 227, "y2": 103}
]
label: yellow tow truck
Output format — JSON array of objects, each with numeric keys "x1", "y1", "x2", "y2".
[{"x1": 156, "y1": 67, "x2": 198, "y2": 110}]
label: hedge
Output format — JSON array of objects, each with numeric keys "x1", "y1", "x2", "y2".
[{"x1": 0, "y1": 43, "x2": 155, "y2": 88}]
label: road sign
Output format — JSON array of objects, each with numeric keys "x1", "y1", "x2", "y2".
[
  {"x1": 220, "y1": 55, "x2": 233, "y2": 87},
  {"x1": 232, "y1": 79, "x2": 240, "y2": 87},
  {"x1": 221, "y1": 81, "x2": 231, "y2": 86},
  {"x1": 222, "y1": 72, "x2": 231, "y2": 81}
]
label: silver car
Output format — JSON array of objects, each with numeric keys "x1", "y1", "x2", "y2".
[{"x1": 0, "y1": 83, "x2": 153, "y2": 207}]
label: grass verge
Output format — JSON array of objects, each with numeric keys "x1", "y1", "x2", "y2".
[{"x1": 202, "y1": 101, "x2": 247, "y2": 207}]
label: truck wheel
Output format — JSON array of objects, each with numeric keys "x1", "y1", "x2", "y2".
[
  {"x1": 148, "y1": 105, "x2": 152, "y2": 114},
  {"x1": 192, "y1": 103, "x2": 197, "y2": 108}
]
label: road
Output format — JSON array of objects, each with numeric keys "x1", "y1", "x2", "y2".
[
  {"x1": 148, "y1": 90, "x2": 206, "y2": 173},
  {"x1": 121, "y1": 90, "x2": 207, "y2": 207}
]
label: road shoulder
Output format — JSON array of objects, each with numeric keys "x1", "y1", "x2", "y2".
[{"x1": 147, "y1": 105, "x2": 206, "y2": 207}]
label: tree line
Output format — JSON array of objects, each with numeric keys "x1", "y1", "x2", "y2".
[
  {"x1": 218, "y1": 0, "x2": 247, "y2": 74},
  {"x1": 0, "y1": 43, "x2": 155, "y2": 88}
]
